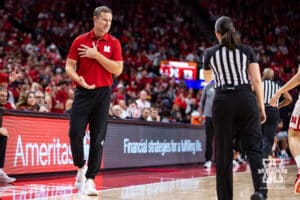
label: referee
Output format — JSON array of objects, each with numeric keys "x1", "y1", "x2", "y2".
[
  {"x1": 203, "y1": 16, "x2": 267, "y2": 200},
  {"x1": 199, "y1": 80, "x2": 215, "y2": 168},
  {"x1": 262, "y1": 68, "x2": 292, "y2": 159}
]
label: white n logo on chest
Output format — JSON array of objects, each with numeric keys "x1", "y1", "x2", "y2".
[{"x1": 104, "y1": 45, "x2": 111, "y2": 53}]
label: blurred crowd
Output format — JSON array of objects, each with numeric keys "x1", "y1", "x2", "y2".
[{"x1": 0, "y1": 0, "x2": 299, "y2": 125}]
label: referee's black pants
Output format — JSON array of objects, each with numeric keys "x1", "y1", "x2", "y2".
[
  {"x1": 205, "y1": 116, "x2": 214, "y2": 161},
  {"x1": 69, "y1": 86, "x2": 111, "y2": 179},
  {"x1": 0, "y1": 135, "x2": 7, "y2": 168},
  {"x1": 213, "y1": 87, "x2": 267, "y2": 200},
  {"x1": 262, "y1": 106, "x2": 280, "y2": 158}
]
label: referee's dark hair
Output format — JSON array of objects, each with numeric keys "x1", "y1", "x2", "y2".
[{"x1": 215, "y1": 16, "x2": 240, "y2": 50}]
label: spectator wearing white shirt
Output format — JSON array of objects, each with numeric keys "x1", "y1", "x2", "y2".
[{"x1": 135, "y1": 90, "x2": 151, "y2": 112}]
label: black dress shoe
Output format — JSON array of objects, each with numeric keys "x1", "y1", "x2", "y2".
[{"x1": 250, "y1": 192, "x2": 266, "y2": 200}]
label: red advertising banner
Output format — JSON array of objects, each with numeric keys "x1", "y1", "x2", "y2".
[
  {"x1": 2, "y1": 111, "x2": 205, "y2": 175},
  {"x1": 3, "y1": 115, "x2": 76, "y2": 174}
]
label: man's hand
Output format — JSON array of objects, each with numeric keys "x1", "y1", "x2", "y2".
[
  {"x1": 0, "y1": 127, "x2": 8, "y2": 136},
  {"x1": 77, "y1": 76, "x2": 96, "y2": 90},
  {"x1": 260, "y1": 109, "x2": 267, "y2": 124},
  {"x1": 78, "y1": 42, "x2": 99, "y2": 59}
]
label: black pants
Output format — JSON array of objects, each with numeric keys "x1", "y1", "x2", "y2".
[
  {"x1": 0, "y1": 135, "x2": 7, "y2": 168},
  {"x1": 213, "y1": 87, "x2": 267, "y2": 200},
  {"x1": 205, "y1": 116, "x2": 214, "y2": 161},
  {"x1": 262, "y1": 106, "x2": 280, "y2": 158},
  {"x1": 69, "y1": 86, "x2": 111, "y2": 179}
]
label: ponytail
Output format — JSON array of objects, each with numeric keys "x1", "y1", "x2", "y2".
[{"x1": 221, "y1": 30, "x2": 240, "y2": 50}]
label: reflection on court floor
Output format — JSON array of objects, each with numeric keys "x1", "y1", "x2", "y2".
[{"x1": 0, "y1": 160, "x2": 299, "y2": 200}]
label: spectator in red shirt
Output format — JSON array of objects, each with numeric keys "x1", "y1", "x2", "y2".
[
  {"x1": 111, "y1": 83, "x2": 126, "y2": 105},
  {"x1": 51, "y1": 81, "x2": 69, "y2": 113},
  {"x1": 173, "y1": 91, "x2": 187, "y2": 111},
  {"x1": 0, "y1": 71, "x2": 23, "y2": 87}
]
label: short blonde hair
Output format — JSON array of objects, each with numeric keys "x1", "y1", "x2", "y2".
[{"x1": 93, "y1": 6, "x2": 112, "y2": 17}]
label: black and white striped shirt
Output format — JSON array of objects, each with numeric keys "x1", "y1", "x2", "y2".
[
  {"x1": 203, "y1": 44, "x2": 257, "y2": 88},
  {"x1": 262, "y1": 79, "x2": 281, "y2": 106}
]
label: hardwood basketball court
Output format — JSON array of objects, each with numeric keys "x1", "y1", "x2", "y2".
[{"x1": 0, "y1": 160, "x2": 299, "y2": 200}]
